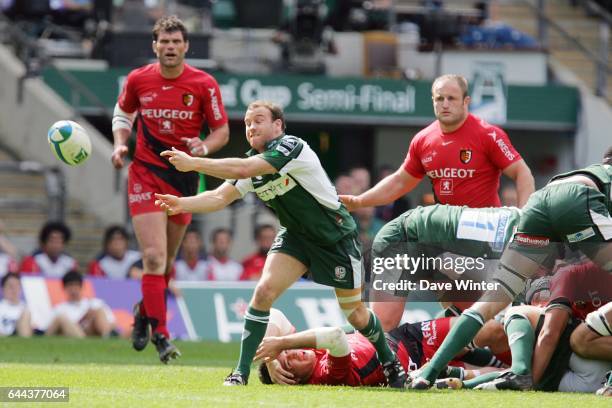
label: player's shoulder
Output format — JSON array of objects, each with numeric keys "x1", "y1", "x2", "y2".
[
  {"x1": 469, "y1": 114, "x2": 507, "y2": 138},
  {"x1": 269, "y1": 134, "x2": 306, "y2": 157},
  {"x1": 413, "y1": 121, "x2": 439, "y2": 141},
  {"x1": 184, "y1": 64, "x2": 219, "y2": 83},
  {"x1": 127, "y1": 63, "x2": 158, "y2": 80}
]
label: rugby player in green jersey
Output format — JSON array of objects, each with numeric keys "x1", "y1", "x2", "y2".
[
  {"x1": 411, "y1": 147, "x2": 612, "y2": 390},
  {"x1": 370, "y1": 204, "x2": 521, "y2": 330},
  {"x1": 155, "y1": 100, "x2": 405, "y2": 387}
]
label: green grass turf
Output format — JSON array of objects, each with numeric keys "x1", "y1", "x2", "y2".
[{"x1": 0, "y1": 336, "x2": 609, "y2": 407}]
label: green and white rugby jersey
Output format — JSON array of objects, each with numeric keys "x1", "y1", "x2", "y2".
[
  {"x1": 551, "y1": 163, "x2": 612, "y2": 214},
  {"x1": 401, "y1": 204, "x2": 521, "y2": 257},
  {"x1": 227, "y1": 134, "x2": 356, "y2": 245}
]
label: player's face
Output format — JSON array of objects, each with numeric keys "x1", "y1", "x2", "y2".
[
  {"x1": 432, "y1": 79, "x2": 470, "y2": 129},
  {"x1": 153, "y1": 30, "x2": 189, "y2": 69},
  {"x1": 244, "y1": 107, "x2": 283, "y2": 152},
  {"x1": 278, "y1": 349, "x2": 316, "y2": 384},
  {"x1": 2, "y1": 277, "x2": 21, "y2": 303}
]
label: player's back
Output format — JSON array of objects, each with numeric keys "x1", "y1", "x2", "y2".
[{"x1": 403, "y1": 204, "x2": 520, "y2": 257}]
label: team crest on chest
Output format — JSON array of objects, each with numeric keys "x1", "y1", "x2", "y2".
[
  {"x1": 182, "y1": 93, "x2": 194, "y2": 107},
  {"x1": 459, "y1": 149, "x2": 472, "y2": 164}
]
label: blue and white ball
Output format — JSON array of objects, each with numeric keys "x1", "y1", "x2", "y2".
[{"x1": 47, "y1": 120, "x2": 92, "y2": 166}]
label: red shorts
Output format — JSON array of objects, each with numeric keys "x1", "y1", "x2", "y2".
[{"x1": 128, "y1": 161, "x2": 192, "y2": 225}]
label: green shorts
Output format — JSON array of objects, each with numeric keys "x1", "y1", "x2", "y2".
[
  {"x1": 269, "y1": 228, "x2": 363, "y2": 289},
  {"x1": 509, "y1": 183, "x2": 612, "y2": 264}
]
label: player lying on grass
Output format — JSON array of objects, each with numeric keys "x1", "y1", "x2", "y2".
[
  {"x1": 369, "y1": 204, "x2": 521, "y2": 330},
  {"x1": 411, "y1": 148, "x2": 612, "y2": 389},
  {"x1": 435, "y1": 260, "x2": 612, "y2": 393},
  {"x1": 254, "y1": 308, "x2": 507, "y2": 386}
]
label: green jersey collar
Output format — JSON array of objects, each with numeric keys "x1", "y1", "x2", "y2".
[{"x1": 246, "y1": 133, "x2": 286, "y2": 157}]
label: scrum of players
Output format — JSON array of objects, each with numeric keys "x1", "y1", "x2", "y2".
[{"x1": 252, "y1": 148, "x2": 612, "y2": 396}]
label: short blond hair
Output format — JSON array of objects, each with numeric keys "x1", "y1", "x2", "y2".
[
  {"x1": 432, "y1": 74, "x2": 469, "y2": 99},
  {"x1": 247, "y1": 100, "x2": 286, "y2": 131}
]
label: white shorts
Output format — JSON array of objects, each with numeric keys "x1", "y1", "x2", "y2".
[{"x1": 558, "y1": 353, "x2": 612, "y2": 392}]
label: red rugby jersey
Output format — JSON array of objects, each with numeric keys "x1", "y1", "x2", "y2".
[
  {"x1": 403, "y1": 114, "x2": 521, "y2": 207},
  {"x1": 549, "y1": 261, "x2": 612, "y2": 320},
  {"x1": 307, "y1": 332, "x2": 414, "y2": 386},
  {"x1": 118, "y1": 63, "x2": 228, "y2": 167}
]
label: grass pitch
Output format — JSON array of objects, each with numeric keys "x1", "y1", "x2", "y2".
[{"x1": 0, "y1": 337, "x2": 608, "y2": 407}]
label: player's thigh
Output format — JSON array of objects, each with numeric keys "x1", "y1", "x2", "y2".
[
  {"x1": 309, "y1": 232, "x2": 364, "y2": 290},
  {"x1": 133, "y1": 212, "x2": 167, "y2": 252},
  {"x1": 252, "y1": 252, "x2": 308, "y2": 307}
]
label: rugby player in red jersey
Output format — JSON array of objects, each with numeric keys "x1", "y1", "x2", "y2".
[
  {"x1": 110, "y1": 15, "x2": 229, "y2": 363},
  {"x1": 255, "y1": 309, "x2": 506, "y2": 387},
  {"x1": 340, "y1": 74, "x2": 534, "y2": 331}
]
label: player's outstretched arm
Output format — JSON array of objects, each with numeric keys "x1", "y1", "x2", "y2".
[
  {"x1": 340, "y1": 167, "x2": 421, "y2": 211},
  {"x1": 155, "y1": 183, "x2": 241, "y2": 215},
  {"x1": 161, "y1": 148, "x2": 276, "y2": 180}
]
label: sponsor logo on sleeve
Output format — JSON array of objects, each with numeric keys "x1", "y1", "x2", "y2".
[
  {"x1": 566, "y1": 227, "x2": 596, "y2": 243},
  {"x1": 513, "y1": 233, "x2": 550, "y2": 247},
  {"x1": 208, "y1": 88, "x2": 223, "y2": 121}
]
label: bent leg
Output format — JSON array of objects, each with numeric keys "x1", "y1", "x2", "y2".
[{"x1": 234, "y1": 253, "x2": 307, "y2": 379}]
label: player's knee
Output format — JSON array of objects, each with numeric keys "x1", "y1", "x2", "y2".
[
  {"x1": 346, "y1": 304, "x2": 369, "y2": 329},
  {"x1": 252, "y1": 281, "x2": 279, "y2": 309},
  {"x1": 142, "y1": 247, "x2": 165, "y2": 273}
]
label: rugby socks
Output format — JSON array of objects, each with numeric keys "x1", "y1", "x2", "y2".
[
  {"x1": 138, "y1": 300, "x2": 147, "y2": 317},
  {"x1": 142, "y1": 274, "x2": 168, "y2": 337},
  {"x1": 461, "y1": 348, "x2": 506, "y2": 368},
  {"x1": 358, "y1": 311, "x2": 395, "y2": 365},
  {"x1": 463, "y1": 371, "x2": 501, "y2": 389},
  {"x1": 235, "y1": 307, "x2": 269, "y2": 378},
  {"x1": 505, "y1": 315, "x2": 534, "y2": 375},
  {"x1": 419, "y1": 309, "x2": 485, "y2": 383}
]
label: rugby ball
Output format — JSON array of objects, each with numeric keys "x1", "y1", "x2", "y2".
[{"x1": 47, "y1": 120, "x2": 92, "y2": 166}]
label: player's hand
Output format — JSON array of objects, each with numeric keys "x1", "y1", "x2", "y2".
[
  {"x1": 339, "y1": 194, "x2": 360, "y2": 212},
  {"x1": 111, "y1": 145, "x2": 129, "y2": 169},
  {"x1": 154, "y1": 193, "x2": 184, "y2": 215},
  {"x1": 255, "y1": 336, "x2": 285, "y2": 362},
  {"x1": 181, "y1": 137, "x2": 207, "y2": 157},
  {"x1": 266, "y1": 359, "x2": 296, "y2": 385},
  {"x1": 161, "y1": 147, "x2": 197, "y2": 172}
]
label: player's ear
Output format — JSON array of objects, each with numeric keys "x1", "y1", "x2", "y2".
[
  {"x1": 464, "y1": 95, "x2": 471, "y2": 107},
  {"x1": 152, "y1": 40, "x2": 157, "y2": 56},
  {"x1": 184, "y1": 40, "x2": 189, "y2": 54}
]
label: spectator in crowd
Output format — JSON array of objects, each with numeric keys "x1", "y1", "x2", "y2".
[
  {"x1": 0, "y1": 273, "x2": 32, "y2": 337},
  {"x1": 208, "y1": 228, "x2": 243, "y2": 281},
  {"x1": 349, "y1": 166, "x2": 371, "y2": 194},
  {"x1": 241, "y1": 224, "x2": 277, "y2": 281},
  {"x1": 174, "y1": 227, "x2": 208, "y2": 281},
  {"x1": 0, "y1": 220, "x2": 18, "y2": 278},
  {"x1": 334, "y1": 173, "x2": 357, "y2": 196},
  {"x1": 46, "y1": 270, "x2": 116, "y2": 338},
  {"x1": 20, "y1": 221, "x2": 78, "y2": 277},
  {"x1": 354, "y1": 206, "x2": 385, "y2": 248},
  {"x1": 374, "y1": 165, "x2": 411, "y2": 222},
  {"x1": 501, "y1": 185, "x2": 518, "y2": 207},
  {"x1": 88, "y1": 225, "x2": 141, "y2": 280}
]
